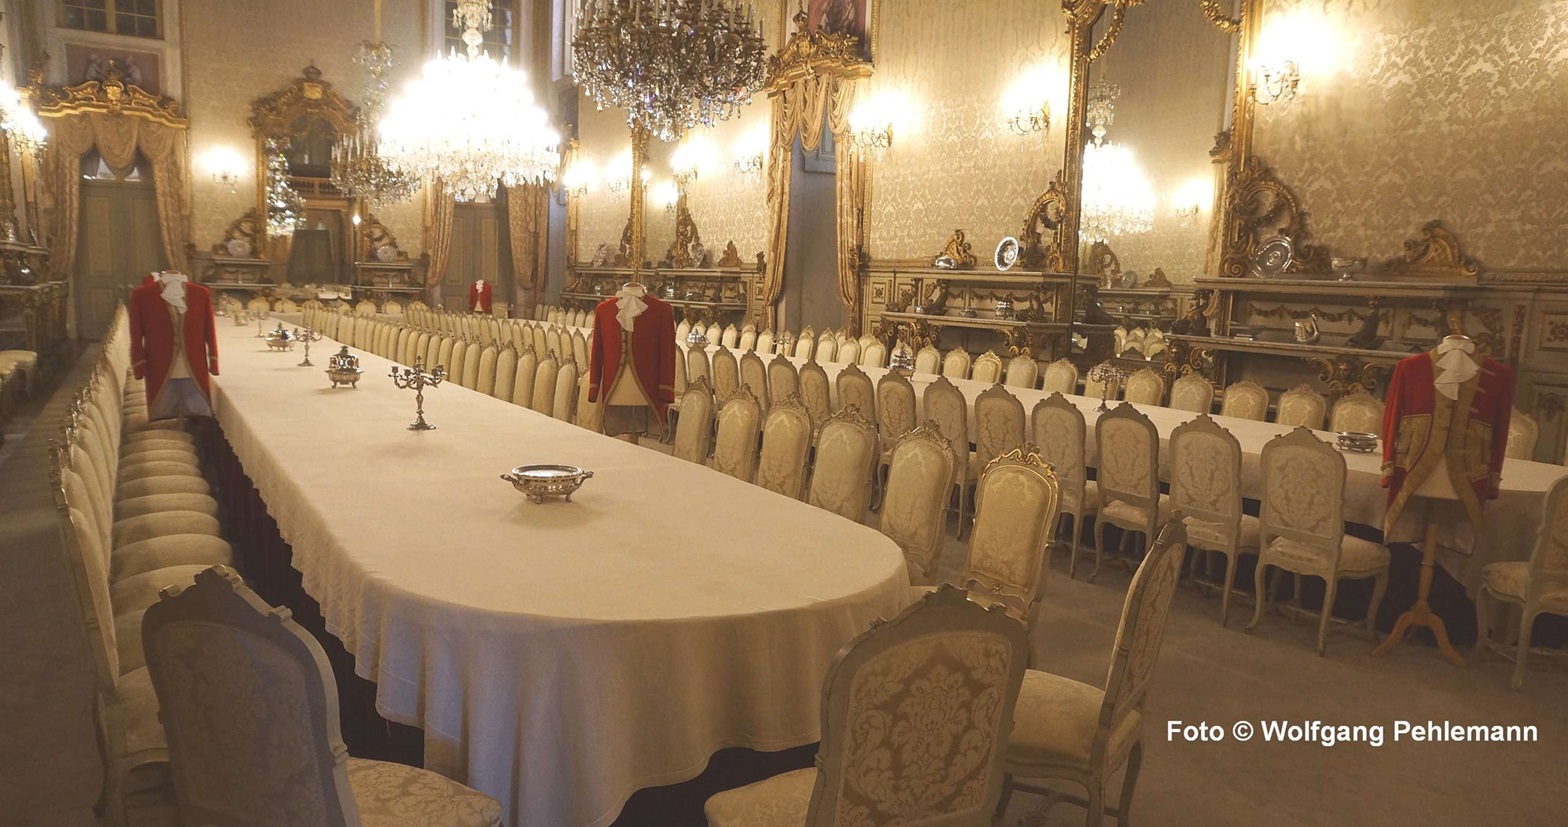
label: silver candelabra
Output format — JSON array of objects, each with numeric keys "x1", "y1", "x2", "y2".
[
  {"x1": 389, "y1": 358, "x2": 447, "y2": 431},
  {"x1": 1088, "y1": 363, "x2": 1129, "y2": 412},
  {"x1": 293, "y1": 327, "x2": 321, "y2": 366}
]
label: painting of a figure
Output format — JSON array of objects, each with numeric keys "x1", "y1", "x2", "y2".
[{"x1": 805, "y1": 0, "x2": 872, "y2": 60}]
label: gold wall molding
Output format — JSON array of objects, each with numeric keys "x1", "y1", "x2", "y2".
[
  {"x1": 1200, "y1": 0, "x2": 1241, "y2": 33},
  {"x1": 1019, "y1": 174, "x2": 1070, "y2": 273},
  {"x1": 34, "y1": 67, "x2": 188, "y2": 128},
  {"x1": 248, "y1": 64, "x2": 357, "y2": 139},
  {"x1": 664, "y1": 195, "x2": 705, "y2": 269},
  {"x1": 1218, "y1": 156, "x2": 1331, "y2": 278}
]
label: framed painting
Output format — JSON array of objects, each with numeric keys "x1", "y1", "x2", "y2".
[
  {"x1": 786, "y1": 0, "x2": 877, "y2": 63},
  {"x1": 64, "y1": 44, "x2": 163, "y2": 94}
]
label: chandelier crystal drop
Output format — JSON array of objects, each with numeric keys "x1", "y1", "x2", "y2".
[
  {"x1": 572, "y1": 0, "x2": 769, "y2": 143},
  {"x1": 378, "y1": 6, "x2": 561, "y2": 202},
  {"x1": 331, "y1": 40, "x2": 420, "y2": 205},
  {"x1": 1080, "y1": 142, "x2": 1155, "y2": 242}
]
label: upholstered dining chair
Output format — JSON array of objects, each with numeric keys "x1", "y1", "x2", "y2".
[
  {"x1": 530, "y1": 353, "x2": 559, "y2": 415},
  {"x1": 973, "y1": 383, "x2": 1026, "y2": 480},
  {"x1": 475, "y1": 345, "x2": 499, "y2": 396},
  {"x1": 1092, "y1": 403, "x2": 1165, "y2": 583},
  {"x1": 713, "y1": 385, "x2": 763, "y2": 482},
  {"x1": 720, "y1": 324, "x2": 740, "y2": 349},
  {"x1": 460, "y1": 340, "x2": 483, "y2": 389},
  {"x1": 1275, "y1": 383, "x2": 1327, "y2": 429},
  {"x1": 739, "y1": 351, "x2": 770, "y2": 409},
  {"x1": 756, "y1": 394, "x2": 814, "y2": 499},
  {"x1": 1112, "y1": 325, "x2": 1128, "y2": 358},
  {"x1": 574, "y1": 374, "x2": 602, "y2": 433},
  {"x1": 972, "y1": 351, "x2": 1004, "y2": 384},
  {"x1": 835, "y1": 338, "x2": 861, "y2": 367},
  {"x1": 1031, "y1": 393, "x2": 1098, "y2": 566},
  {"x1": 1169, "y1": 374, "x2": 1214, "y2": 414},
  {"x1": 673, "y1": 338, "x2": 689, "y2": 396},
  {"x1": 511, "y1": 347, "x2": 538, "y2": 409},
  {"x1": 692, "y1": 321, "x2": 709, "y2": 341},
  {"x1": 859, "y1": 339, "x2": 887, "y2": 369},
  {"x1": 1034, "y1": 360, "x2": 1073, "y2": 397},
  {"x1": 755, "y1": 329, "x2": 775, "y2": 355},
  {"x1": 1219, "y1": 380, "x2": 1269, "y2": 421},
  {"x1": 793, "y1": 326, "x2": 817, "y2": 361},
  {"x1": 711, "y1": 345, "x2": 740, "y2": 401},
  {"x1": 509, "y1": 322, "x2": 527, "y2": 355},
  {"x1": 879, "y1": 422, "x2": 957, "y2": 584},
  {"x1": 687, "y1": 344, "x2": 713, "y2": 390},
  {"x1": 1169, "y1": 414, "x2": 1259, "y2": 626},
  {"x1": 1122, "y1": 368, "x2": 1165, "y2": 406},
  {"x1": 797, "y1": 360, "x2": 833, "y2": 433},
  {"x1": 1082, "y1": 362, "x2": 1122, "y2": 401},
  {"x1": 572, "y1": 330, "x2": 590, "y2": 370},
  {"x1": 767, "y1": 353, "x2": 799, "y2": 405},
  {"x1": 434, "y1": 336, "x2": 455, "y2": 376},
  {"x1": 1328, "y1": 390, "x2": 1384, "y2": 434},
  {"x1": 875, "y1": 369, "x2": 918, "y2": 454},
  {"x1": 704, "y1": 585, "x2": 1029, "y2": 827},
  {"x1": 815, "y1": 330, "x2": 838, "y2": 363},
  {"x1": 836, "y1": 363, "x2": 876, "y2": 423},
  {"x1": 913, "y1": 345, "x2": 942, "y2": 376},
  {"x1": 1505, "y1": 410, "x2": 1539, "y2": 460},
  {"x1": 922, "y1": 376, "x2": 975, "y2": 534},
  {"x1": 552, "y1": 358, "x2": 579, "y2": 422},
  {"x1": 1474, "y1": 474, "x2": 1568, "y2": 688},
  {"x1": 1144, "y1": 329, "x2": 1168, "y2": 360},
  {"x1": 940, "y1": 347, "x2": 972, "y2": 381},
  {"x1": 1248, "y1": 428, "x2": 1390, "y2": 655},
  {"x1": 676, "y1": 318, "x2": 693, "y2": 346},
  {"x1": 945, "y1": 445, "x2": 1062, "y2": 629},
  {"x1": 492, "y1": 343, "x2": 517, "y2": 401},
  {"x1": 805, "y1": 406, "x2": 878, "y2": 522},
  {"x1": 673, "y1": 377, "x2": 716, "y2": 464},
  {"x1": 531, "y1": 324, "x2": 549, "y2": 359},
  {"x1": 1004, "y1": 355, "x2": 1039, "y2": 390},
  {"x1": 738, "y1": 324, "x2": 757, "y2": 351},
  {"x1": 142, "y1": 567, "x2": 504, "y2": 827},
  {"x1": 999, "y1": 518, "x2": 1188, "y2": 827}
]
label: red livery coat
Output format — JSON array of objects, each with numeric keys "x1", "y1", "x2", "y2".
[
  {"x1": 128, "y1": 280, "x2": 219, "y2": 411},
  {"x1": 1381, "y1": 349, "x2": 1514, "y2": 533},
  {"x1": 467, "y1": 281, "x2": 493, "y2": 314},
  {"x1": 587, "y1": 294, "x2": 676, "y2": 426}
]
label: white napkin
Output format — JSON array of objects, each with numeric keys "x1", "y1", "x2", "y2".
[
  {"x1": 1433, "y1": 337, "x2": 1478, "y2": 401},
  {"x1": 615, "y1": 284, "x2": 648, "y2": 332},
  {"x1": 159, "y1": 272, "x2": 189, "y2": 312}
]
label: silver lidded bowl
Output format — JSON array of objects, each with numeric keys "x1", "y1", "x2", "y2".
[
  {"x1": 325, "y1": 346, "x2": 363, "y2": 388},
  {"x1": 500, "y1": 464, "x2": 595, "y2": 503},
  {"x1": 1336, "y1": 432, "x2": 1379, "y2": 453}
]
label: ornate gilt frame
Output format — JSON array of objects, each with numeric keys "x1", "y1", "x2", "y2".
[{"x1": 248, "y1": 65, "x2": 359, "y2": 245}]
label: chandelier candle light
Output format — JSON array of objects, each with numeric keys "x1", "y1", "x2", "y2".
[{"x1": 389, "y1": 357, "x2": 447, "y2": 431}]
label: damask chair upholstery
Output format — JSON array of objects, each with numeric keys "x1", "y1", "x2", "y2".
[
  {"x1": 552, "y1": 358, "x2": 579, "y2": 422},
  {"x1": 835, "y1": 338, "x2": 861, "y2": 367},
  {"x1": 1004, "y1": 355, "x2": 1039, "y2": 389},
  {"x1": 941, "y1": 347, "x2": 972, "y2": 381},
  {"x1": 797, "y1": 361, "x2": 833, "y2": 434},
  {"x1": 712, "y1": 346, "x2": 741, "y2": 401},
  {"x1": 142, "y1": 567, "x2": 504, "y2": 827},
  {"x1": 1042, "y1": 358, "x2": 1079, "y2": 395},
  {"x1": 1248, "y1": 428, "x2": 1390, "y2": 655},
  {"x1": 836, "y1": 363, "x2": 876, "y2": 424},
  {"x1": 673, "y1": 377, "x2": 716, "y2": 464},
  {"x1": 1113, "y1": 325, "x2": 1128, "y2": 358},
  {"x1": 1328, "y1": 390, "x2": 1385, "y2": 434},
  {"x1": 792, "y1": 327, "x2": 816, "y2": 361},
  {"x1": 531, "y1": 325, "x2": 549, "y2": 359},
  {"x1": 859, "y1": 340, "x2": 887, "y2": 369},
  {"x1": 1474, "y1": 474, "x2": 1568, "y2": 687},
  {"x1": 878, "y1": 423, "x2": 956, "y2": 584},
  {"x1": 530, "y1": 354, "x2": 559, "y2": 415},
  {"x1": 435, "y1": 336, "x2": 456, "y2": 377},
  {"x1": 713, "y1": 386, "x2": 763, "y2": 482},
  {"x1": 1505, "y1": 410, "x2": 1539, "y2": 460},
  {"x1": 1001, "y1": 519, "x2": 1189, "y2": 826},
  {"x1": 692, "y1": 321, "x2": 709, "y2": 340},
  {"x1": 721, "y1": 324, "x2": 740, "y2": 348},
  {"x1": 738, "y1": 324, "x2": 757, "y2": 351},
  {"x1": 382, "y1": 298, "x2": 402, "y2": 316},
  {"x1": 756, "y1": 394, "x2": 814, "y2": 499},
  {"x1": 1122, "y1": 368, "x2": 1165, "y2": 406},
  {"x1": 1092, "y1": 403, "x2": 1166, "y2": 583},
  {"x1": 874, "y1": 370, "x2": 918, "y2": 457},
  {"x1": 972, "y1": 384, "x2": 1026, "y2": 481},
  {"x1": 806, "y1": 406, "x2": 878, "y2": 522},
  {"x1": 939, "y1": 446, "x2": 1062, "y2": 629},
  {"x1": 1275, "y1": 384, "x2": 1328, "y2": 429},
  {"x1": 767, "y1": 354, "x2": 799, "y2": 405},
  {"x1": 674, "y1": 342, "x2": 689, "y2": 396},
  {"x1": 705, "y1": 585, "x2": 1029, "y2": 827},
  {"x1": 492, "y1": 344, "x2": 517, "y2": 401},
  {"x1": 1032, "y1": 393, "x2": 1099, "y2": 565},
  {"x1": 1219, "y1": 380, "x2": 1269, "y2": 421},
  {"x1": 972, "y1": 350, "x2": 1004, "y2": 384},
  {"x1": 923, "y1": 377, "x2": 975, "y2": 533},
  {"x1": 1082, "y1": 362, "x2": 1122, "y2": 401},
  {"x1": 1170, "y1": 415, "x2": 1260, "y2": 625},
  {"x1": 511, "y1": 348, "x2": 538, "y2": 408},
  {"x1": 815, "y1": 330, "x2": 838, "y2": 363},
  {"x1": 1169, "y1": 374, "x2": 1215, "y2": 414},
  {"x1": 739, "y1": 351, "x2": 770, "y2": 409},
  {"x1": 756, "y1": 329, "x2": 774, "y2": 356},
  {"x1": 688, "y1": 344, "x2": 713, "y2": 389},
  {"x1": 913, "y1": 345, "x2": 941, "y2": 376}
]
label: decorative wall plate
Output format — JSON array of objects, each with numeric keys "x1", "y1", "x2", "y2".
[
  {"x1": 1251, "y1": 236, "x2": 1294, "y2": 278},
  {"x1": 994, "y1": 236, "x2": 1020, "y2": 271}
]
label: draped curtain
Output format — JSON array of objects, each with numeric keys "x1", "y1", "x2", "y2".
[
  {"x1": 39, "y1": 112, "x2": 192, "y2": 276},
  {"x1": 762, "y1": 74, "x2": 865, "y2": 333},
  {"x1": 504, "y1": 183, "x2": 548, "y2": 318},
  {"x1": 423, "y1": 179, "x2": 457, "y2": 293}
]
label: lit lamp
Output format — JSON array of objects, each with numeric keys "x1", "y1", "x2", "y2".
[
  {"x1": 0, "y1": 81, "x2": 46, "y2": 154},
  {"x1": 1001, "y1": 69, "x2": 1055, "y2": 136},
  {"x1": 649, "y1": 179, "x2": 680, "y2": 216},
  {"x1": 848, "y1": 105, "x2": 895, "y2": 158},
  {"x1": 671, "y1": 137, "x2": 708, "y2": 190},
  {"x1": 605, "y1": 150, "x2": 633, "y2": 198},
  {"x1": 561, "y1": 158, "x2": 596, "y2": 198},
  {"x1": 732, "y1": 125, "x2": 767, "y2": 181},
  {"x1": 1253, "y1": 59, "x2": 1300, "y2": 105},
  {"x1": 1250, "y1": 8, "x2": 1335, "y2": 106},
  {"x1": 1170, "y1": 177, "x2": 1213, "y2": 225},
  {"x1": 204, "y1": 146, "x2": 246, "y2": 194}
]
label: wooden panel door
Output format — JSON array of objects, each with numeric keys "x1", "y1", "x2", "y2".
[
  {"x1": 445, "y1": 202, "x2": 511, "y2": 310},
  {"x1": 76, "y1": 177, "x2": 167, "y2": 340}
]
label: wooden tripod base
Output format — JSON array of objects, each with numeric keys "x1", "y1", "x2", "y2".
[{"x1": 1373, "y1": 521, "x2": 1466, "y2": 666}]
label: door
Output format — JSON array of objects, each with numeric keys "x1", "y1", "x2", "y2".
[
  {"x1": 445, "y1": 201, "x2": 512, "y2": 310},
  {"x1": 76, "y1": 153, "x2": 167, "y2": 339}
]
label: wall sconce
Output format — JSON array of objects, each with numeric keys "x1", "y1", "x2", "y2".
[
  {"x1": 1251, "y1": 8, "x2": 1336, "y2": 107},
  {"x1": 0, "y1": 81, "x2": 46, "y2": 154},
  {"x1": 1006, "y1": 104, "x2": 1050, "y2": 136},
  {"x1": 605, "y1": 150, "x2": 633, "y2": 199},
  {"x1": 1001, "y1": 67, "x2": 1058, "y2": 137},
  {"x1": 671, "y1": 137, "x2": 708, "y2": 190},
  {"x1": 731, "y1": 124, "x2": 768, "y2": 182},
  {"x1": 849, "y1": 93, "x2": 905, "y2": 158},
  {"x1": 203, "y1": 146, "x2": 246, "y2": 194},
  {"x1": 561, "y1": 158, "x2": 596, "y2": 198},
  {"x1": 649, "y1": 179, "x2": 679, "y2": 216},
  {"x1": 1253, "y1": 60, "x2": 1300, "y2": 105}
]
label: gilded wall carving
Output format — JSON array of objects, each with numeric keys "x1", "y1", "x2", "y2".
[
  {"x1": 1254, "y1": 0, "x2": 1568, "y2": 273},
  {"x1": 182, "y1": 0, "x2": 426, "y2": 257},
  {"x1": 866, "y1": 0, "x2": 1071, "y2": 261}
]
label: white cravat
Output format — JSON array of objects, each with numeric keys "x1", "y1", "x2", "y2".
[
  {"x1": 615, "y1": 284, "x2": 648, "y2": 332},
  {"x1": 159, "y1": 272, "x2": 189, "y2": 312},
  {"x1": 1433, "y1": 336, "x2": 1478, "y2": 401}
]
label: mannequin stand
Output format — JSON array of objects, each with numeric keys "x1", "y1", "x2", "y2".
[{"x1": 1373, "y1": 497, "x2": 1465, "y2": 666}]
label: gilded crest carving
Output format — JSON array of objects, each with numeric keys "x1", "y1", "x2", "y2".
[
  {"x1": 249, "y1": 65, "x2": 357, "y2": 140},
  {"x1": 1307, "y1": 354, "x2": 1389, "y2": 400},
  {"x1": 765, "y1": 7, "x2": 872, "y2": 91},
  {"x1": 1085, "y1": 240, "x2": 1121, "y2": 286},
  {"x1": 931, "y1": 229, "x2": 977, "y2": 270},
  {"x1": 665, "y1": 199, "x2": 705, "y2": 269},
  {"x1": 717, "y1": 241, "x2": 745, "y2": 269},
  {"x1": 614, "y1": 217, "x2": 635, "y2": 267},
  {"x1": 1379, "y1": 220, "x2": 1480, "y2": 281},
  {"x1": 1219, "y1": 157, "x2": 1330, "y2": 278},
  {"x1": 33, "y1": 63, "x2": 187, "y2": 127},
  {"x1": 210, "y1": 209, "x2": 262, "y2": 256},
  {"x1": 1019, "y1": 175, "x2": 1069, "y2": 272}
]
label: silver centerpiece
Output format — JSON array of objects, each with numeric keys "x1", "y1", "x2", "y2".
[
  {"x1": 500, "y1": 464, "x2": 595, "y2": 503},
  {"x1": 685, "y1": 327, "x2": 709, "y2": 348},
  {"x1": 1336, "y1": 432, "x2": 1379, "y2": 453},
  {"x1": 1088, "y1": 362, "x2": 1129, "y2": 412},
  {"x1": 889, "y1": 345, "x2": 916, "y2": 378},
  {"x1": 264, "y1": 323, "x2": 294, "y2": 351},
  {"x1": 326, "y1": 346, "x2": 364, "y2": 388}
]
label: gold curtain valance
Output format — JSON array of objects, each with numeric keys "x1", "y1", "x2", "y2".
[{"x1": 33, "y1": 72, "x2": 188, "y2": 128}]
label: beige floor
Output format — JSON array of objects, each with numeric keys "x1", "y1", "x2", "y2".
[{"x1": 646, "y1": 436, "x2": 1568, "y2": 827}]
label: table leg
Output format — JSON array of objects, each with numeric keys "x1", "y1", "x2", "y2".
[{"x1": 1373, "y1": 520, "x2": 1465, "y2": 666}]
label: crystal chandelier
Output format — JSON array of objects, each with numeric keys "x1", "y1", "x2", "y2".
[
  {"x1": 0, "y1": 81, "x2": 46, "y2": 154},
  {"x1": 572, "y1": 0, "x2": 769, "y2": 143},
  {"x1": 332, "y1": 40, "x2": 419, "y2": 205},
  {"x1": 379, "y1": 1, "x2": 561, "y2": 202},
  {"x1": 265, "y1": 139, "x2": 307, "y2": 236},
  {"x1": 1080, "y1": 142, "x2": 1155, "y2": 242},
  {"x1": 1086, "y1": 81, "x2": 1119, "y2": 147}
]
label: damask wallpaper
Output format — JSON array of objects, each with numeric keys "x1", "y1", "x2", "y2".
[
  {"x1": 574, "y1": 93, "x2": 632, "y2": 261},
  {"x1": 865, "y1": 0, "x2": 1071, "y2": 262},
  {"x1": 182, "y1": 0, "x2": 427, "y2": 257},
  {"x1": 1254, "y1": 0, "x2": 1568, "y2": 273}
]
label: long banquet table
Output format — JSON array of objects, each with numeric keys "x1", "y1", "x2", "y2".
[{"x1": 207, "y1": 323, "x2": 911, "y2": 827}]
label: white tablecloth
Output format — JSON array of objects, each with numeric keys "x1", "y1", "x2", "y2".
[{"x1": 208, "y1": 325, "x2": 911, "y2": 827}]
